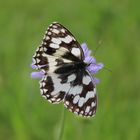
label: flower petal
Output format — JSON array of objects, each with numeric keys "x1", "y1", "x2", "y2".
[
  {"x1": 85, "y1": 56, "x2": 96, "y2": 64},
  {"x1": 81, "y1": 43, "x2": 96, "y2": 64},
  {"x1": 81, "y1": 43, "x2": 88, "y2": 52},
  {"x1": 31, "y1": 63, "x2": 38, "y2": 69},
  {"x1": 91, "y1": 77, "x2": 100, "y2": 84},
  {"x1": 87, "y1": 63, "x2": 104, "y2": 74},
  {"x1": 81, "y1": 43, "x2": 91, "y2": 58},
  {"x1": 31, "y1": 71, "x2": 44, "y2": 78}
]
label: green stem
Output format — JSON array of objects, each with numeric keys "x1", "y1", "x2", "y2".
[{"x1": 57, "y1": 107, "x2": 66, "y2": 140}]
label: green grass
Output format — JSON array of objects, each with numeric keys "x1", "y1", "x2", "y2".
[{"x1": 0, "y1": 0, "x2": 140, "y2": 140}]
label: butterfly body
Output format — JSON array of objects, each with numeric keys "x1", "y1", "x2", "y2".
[
  {"x1": 55, "y1": 61, "x2": 87, "y2": 74},
  {"x1": 32, "y1": 22, "x2": 99, "y2": 117}
]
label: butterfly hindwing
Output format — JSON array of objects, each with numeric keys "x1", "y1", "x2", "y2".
[
  {"x1": 39, "y1": 72, "x2": 76, "y2": 104},
  {"x1": 40, "y1": 74, "x2": 66, "y2": 103},
  {"x1": 64, "y1": 71, "x2": 97, "y2": 117},
  {"x1": 40, "y1": 68, "x2": 97, "y2": 117}
]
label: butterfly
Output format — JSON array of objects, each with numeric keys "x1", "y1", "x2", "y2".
[{"x1": 32, "y1": 22, "x2": 97, "y2": 117}]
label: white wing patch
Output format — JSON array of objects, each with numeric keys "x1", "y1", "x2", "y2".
[
  {"x1": 67, "y1": 74, "x2": 76, "y2": 82},
  {"x1": 59, "y1": 35, "x2": 73, "y2": 43},
  {"x1": 71, "y1": 48, "x2": 81, "y2": 57},
  {"x1": 51, "y1": 38, "x2": 61, "y2": 44},
  {"x1": 50, "y1": 43, "x2": 60, "y2": 49},
  {"x1": 73, "y1": 95, "x2": 80, "y2": 104},
  {"x1": 82, "y1": 75, "x2": 91, "y2": 85}
]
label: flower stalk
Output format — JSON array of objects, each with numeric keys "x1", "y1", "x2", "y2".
[{"x1": 57, "y1": 107, "x2": 66, "y2": 140}]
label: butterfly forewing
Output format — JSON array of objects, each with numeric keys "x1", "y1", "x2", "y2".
[{"x1": 32, "y1": 22, "x2": 84, "y2": 73}]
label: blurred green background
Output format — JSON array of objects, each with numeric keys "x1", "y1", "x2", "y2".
[{"x1": 0, "y1": 0, "x2": 140, "y2": 140}]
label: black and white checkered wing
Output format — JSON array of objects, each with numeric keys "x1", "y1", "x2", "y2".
[
  {"x1": 32, "y1": 22, "x2": 84, "y2": 73},
  {"x1": 40, "y1": 72, "x2": 74, "y2": 104},
  {"x1": 64, "y1": 71, "x2": 97, "y2": 117},
  {"x1": 40, "y1": 70, "x2": 97, "y2": 117}
]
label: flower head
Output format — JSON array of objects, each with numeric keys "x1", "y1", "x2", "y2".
[
  {"x1": 31, "y1": 43, "x2": 103, "y2": 84},
  {"x1": 81, "y1": 43, "x2": 104, "y2": 84}
]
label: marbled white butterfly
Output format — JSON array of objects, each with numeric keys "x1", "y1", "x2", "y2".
[{"x1": 32, "y1": 22, "x2": 103, "y2": 117}]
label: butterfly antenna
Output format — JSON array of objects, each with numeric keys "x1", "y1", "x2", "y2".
[
  {"x1": 94, "y1": 40, "x2": 103, "y2": 56},
  {"x1": 103, "y1": 66, "x2": 112, "y2": 73},
  {"x1": 92, "y1": 40, "x2": 111, "y2": 73}
]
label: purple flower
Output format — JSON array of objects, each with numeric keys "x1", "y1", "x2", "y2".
[
  {"x1": 31, "y1": 43, "x2": 103, "y2": 84},
  {"x1": 31, "y1": 71, "x2": 44, "y2": 78},
  {"x1": 81, "y1": 43, "x2": 104, "y2": 84}
]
